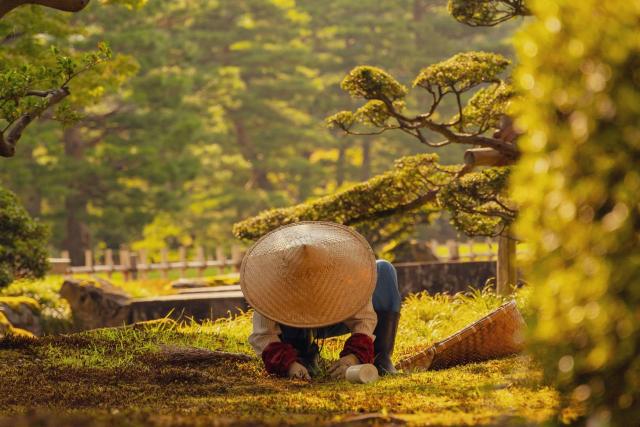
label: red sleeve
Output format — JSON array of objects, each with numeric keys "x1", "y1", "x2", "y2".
[
  {"x1": 261, "y1": 342, "x2": 298, "y2": 377},
  {"x1": 340, "y1": 333, "x2": 374, "y2": 364}
]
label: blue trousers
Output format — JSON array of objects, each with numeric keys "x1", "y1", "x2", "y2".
[{"x1": 280, "y1": 259, "x2": 401, "y2": 341}]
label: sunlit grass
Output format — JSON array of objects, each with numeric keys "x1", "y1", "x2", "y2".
[{"x1": 0, "y1": 285, "x2": 557, "y2": 426}]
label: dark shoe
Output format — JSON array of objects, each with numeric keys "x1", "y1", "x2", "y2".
[{"x1": 373, "y1": 311, "x2": 400, "y2": 375}]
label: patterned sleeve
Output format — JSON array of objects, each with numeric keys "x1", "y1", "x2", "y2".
[
  {"x1": 341, "y1": 299, "x2": 377, "y2": 339},
  {"x1": 248, "y1": 311, "x2": 282, "y2": 356}
]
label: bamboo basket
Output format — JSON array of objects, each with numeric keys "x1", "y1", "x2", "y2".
[{"x1": 396, "y1": 300, "x2": 526, "y2": 372}]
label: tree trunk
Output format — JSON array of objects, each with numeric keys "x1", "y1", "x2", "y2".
[
  {"x1": 297, "y1": 150, "x2": 313, "y2": 202},
  {"x1": 336, "y1": 140, "x2": 347, "y2": 187},
  {"x1": 23, "y1": 146, "x2": 42, "y2": 216},
  {"x1": 62, "y1": 126, "x2": 91, "y2": 266},
  {"x1": 231, "y1": 116, "x2": 273, "y2": 191},
  {"x1": 360, "y1": 139, "x2": 372, "y2": 181}
]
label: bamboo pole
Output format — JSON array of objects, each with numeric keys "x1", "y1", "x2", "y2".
[{"x1": 497, "y1": 230, "x2": 517, "y2": 296}]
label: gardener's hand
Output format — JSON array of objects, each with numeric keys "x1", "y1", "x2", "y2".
[
  {"x1": 287, "y1": 361, "x2": 311, "y2": 380},
  {"x1": 328, "y1": 354, "x2": 359, "y2": 379}
]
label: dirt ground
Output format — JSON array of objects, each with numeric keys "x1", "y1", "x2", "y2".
[{"x1": 0, "y1": 332, "x2": 558, "y2": 426}]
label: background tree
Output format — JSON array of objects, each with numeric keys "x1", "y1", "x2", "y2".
[
  {"x1": 0, "y1": 186, "x2": 48, "y2": 287},
  {"x1": 512, "y1": 0, "x2": 640, "y2": 423},
  {"x1": 233, "y1": 51, "x2": 518, "y2": 247},
  {"x1": 0, "y1": 0, "x2": 144, "y2": 157},
  {"x1": 1, "y1": 0, "x2": 519, "y2": 262}
]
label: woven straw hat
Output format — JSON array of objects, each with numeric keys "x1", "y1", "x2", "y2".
[{"x1": 239, "y1": 221, "x2": 376, "y2": 328}]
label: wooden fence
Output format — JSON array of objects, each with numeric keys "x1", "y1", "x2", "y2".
[
  {"x1": 49, "y1": 238, "x2": 523, "y2": 283},
  {"x1": 49, "y1": 245, "x2": 246, "y2": 280}
]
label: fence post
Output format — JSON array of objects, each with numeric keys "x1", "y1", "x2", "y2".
[
  {"x1": 130, "y1": 251, "x2": 138, "y2": 280},
  {"x1": 160, "y1": 248, "x2": 169, "y2": 279},
  {"x1": 84, "y1": 249, "x2": 93, "y2": 272},
  {"x1": 179, "y1": 246, "x2": 187, "y2": 277},
  {"x1": 105, "y1": 249, "x2": 114, "y2": 279},
  {"x1": 231, "y1": 245, "x2": 244, "y2": 271},
  {"x1": 120, "y1": 248, "x2": 131, "y2": 282},
  {"x1": 468, "y1": 239, "x2": 477, "y2": 260},
  {"x1": 196, "y1": 246, "x2": 206, "y2": 277},
  {"x1": 446, "y1": 240, "x2": 459, "y2": 261},
  {"x1": 138, "y1": 249, "x2": 148, "y2": 280},
  {"x1": 216, "y1": 247, "x2": 226, "y2": 274},
  {"x1": 497, "y1": 229, "x2": 517, "y2": 295}
]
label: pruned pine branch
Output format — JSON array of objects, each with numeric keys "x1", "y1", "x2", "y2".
[
  {"x1": 0, "y1": 87, "x2": 69, "y2": 157},
  {"x1": 233, "y1": 153, "x2": 460, "y2": 240},
  {"x1": 0, "y1": 0, "x2": 89, "y2": 19},
  {"x1": 327, "y1": 53, "x2": 519, "y2": 160}
]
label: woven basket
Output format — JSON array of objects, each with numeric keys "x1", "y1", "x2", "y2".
[{"x1": 396, "y1": 300, "x2": 526, "y2": 372}]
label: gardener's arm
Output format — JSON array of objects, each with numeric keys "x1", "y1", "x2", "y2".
[
  {"x1": 329, "y1": 300, "x2": 377, "y2": 378},
  {"x1": 249, "y1": 312, "x2": 309, "y2": 379}
]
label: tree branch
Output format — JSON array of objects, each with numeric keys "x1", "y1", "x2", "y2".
[
  {"x1": 0, "y1": 87, "x2": 69, "y2": 157},
  {"x1": 0, "y1": 0, "x2": 89, "y2": 19},
  {"x1": 422, "y1": 120, "x2": 519, "y2": 158}
]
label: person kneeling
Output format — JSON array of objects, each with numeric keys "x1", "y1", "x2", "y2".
[{"x1": 240, "y1": 221, "x2": 401, "y2": 380}]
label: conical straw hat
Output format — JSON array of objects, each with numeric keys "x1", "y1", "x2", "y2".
[{"x1": 240, "y1": 221, "x2": 377, "y2": 328}]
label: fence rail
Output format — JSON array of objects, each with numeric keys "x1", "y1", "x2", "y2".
[
  {"x1": 49, "y1": 238, "x2": 526, "y2": 282},
  {"x1": 49, "y1": 245, "x2": 246, "y2": 280}
]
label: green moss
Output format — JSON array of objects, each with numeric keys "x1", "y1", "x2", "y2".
[
  {"x1": 0, "y1": 311, "x2": 11, "y2": 330},
  {"x1": 0, "y1": 296, "x2": 40, "y2": 314}
]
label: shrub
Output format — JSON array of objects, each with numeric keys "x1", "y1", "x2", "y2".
[
  {"x1": 0, "y1": 186, "x2": 49, "y2": 288},
  {"x1": 512, "y1": 0, "x2": 640, "y2": 423}
]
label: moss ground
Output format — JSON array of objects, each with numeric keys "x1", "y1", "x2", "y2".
[{"x1": 0, "y1": 286, "x2": 559, "y2": 426}]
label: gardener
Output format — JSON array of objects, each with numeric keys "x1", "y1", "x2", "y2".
[{"x1": 240, "y1": 221, "x2": 401, "y2": 380}]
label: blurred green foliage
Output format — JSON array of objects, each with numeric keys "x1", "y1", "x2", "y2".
[
  {"x1": 0, "y1": 0, "x2": 517, "y2": 260},
  {"x1": 512, "y1": 0, "x2": 640, "y2": 423},
  {"x1": 0, "y1": 186, "x2": 48, "y2": 287}
]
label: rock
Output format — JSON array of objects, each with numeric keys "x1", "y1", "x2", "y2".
[
  {"x1": 61, "y1": 278, "x2": 248, "y2": 330},
  {"x1": 60, "y1": 279, "x2": 132, "y2": 330},
  {"x1": 0, "y1": 311, "x2": 12, "y2": 338},
  {"x1": 0, "y1": 310, "x2": 36, "y2": 339},
  {"x1": 129, "y1": 291, "x2": 247, "y2": 324},
  {"x1": 0, "y1": 296, "x2": 42, "y2": 336}
]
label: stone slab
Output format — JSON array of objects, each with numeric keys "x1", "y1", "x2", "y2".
[
  {"x1": 177, "y1": 285, "x2": 242, "y2": 294},
  {"x1": 129, "y1": 291, "x2": 248, "y2": 323}
]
